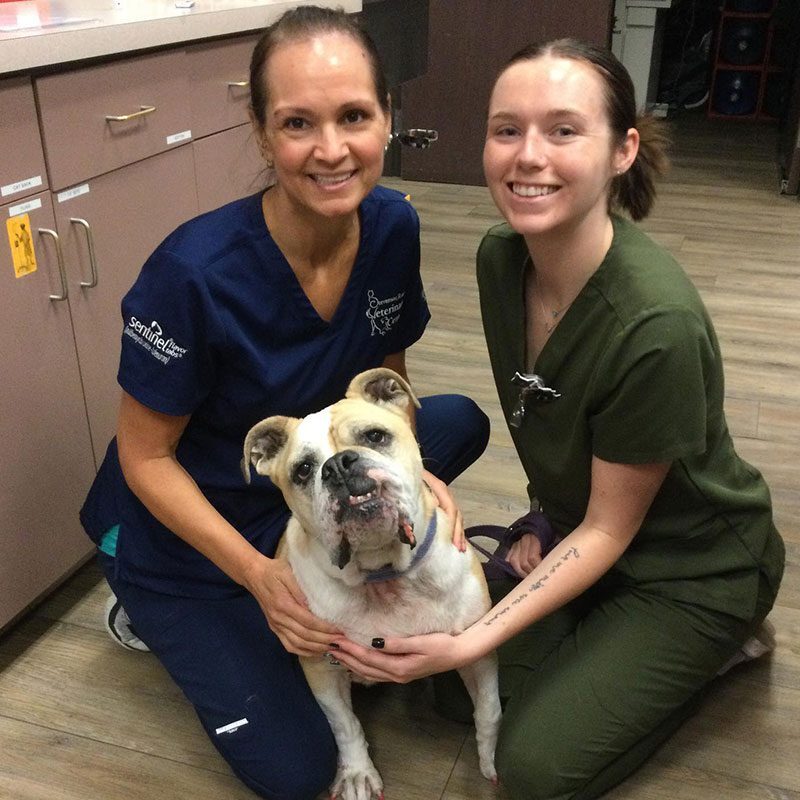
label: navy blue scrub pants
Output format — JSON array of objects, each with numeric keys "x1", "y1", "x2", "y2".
[{"x1": 100, "y1": 394, "x2": 489, "y2": 800}]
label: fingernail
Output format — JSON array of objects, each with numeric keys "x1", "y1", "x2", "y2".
[
  {"x1": 371, "y1": 637, "x2": 385, "y2": 649},
  {"x1": 328, "y1": 642, "x2": 340, "y2": 650},
  {"x1": 325, "y1": 653, "x2": 340, "y2": 666}
]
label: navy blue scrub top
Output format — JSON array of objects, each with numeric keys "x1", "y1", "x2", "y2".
[{"x1": 81, "y1": 185, "x2": 430, "y2": 596}]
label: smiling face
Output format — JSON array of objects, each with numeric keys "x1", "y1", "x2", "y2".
[
  {"x1": 483, "y1": 54, "x2": 637, "y2": 241},
  {"x1": 258, "y1": 32, "x2": 391, "y2": 222}
]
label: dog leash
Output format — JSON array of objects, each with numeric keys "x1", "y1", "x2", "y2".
[
  {"x1": 465, "y1": 510, "x2": 560, "y2": 581},
  {"x1": 363, "y1": 514, "x2": 438, "y2": 583}
]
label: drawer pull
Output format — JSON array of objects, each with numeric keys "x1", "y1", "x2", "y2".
[
  {"x1": 39, "y1": 228, "x2": 68, "y2": 301},
  {"x1": 71, "y1": 218, "x2": 99, "y2": 288},
  {"x1": 226, "y1": 80, "x2": 250, "y2": 88},
  {"x1": 105, "y1": 105, "x2": 156, "y2": 122}
]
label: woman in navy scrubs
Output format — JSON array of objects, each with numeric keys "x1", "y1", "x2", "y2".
[{"x1": 80, "y1": 8, "x2": 488, "y2": 798}]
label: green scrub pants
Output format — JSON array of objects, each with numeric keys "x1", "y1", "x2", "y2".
[{"x1": 437, "y1": 574, "x2": 775, "y2": 800}]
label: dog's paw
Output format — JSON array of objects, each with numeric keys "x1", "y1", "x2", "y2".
[
  {"x1": 478, "y1": 752, "x2": 498, "y2": 784},
  {"x1": 329, "y1": 763, "x2": 384, "y2": 800}
]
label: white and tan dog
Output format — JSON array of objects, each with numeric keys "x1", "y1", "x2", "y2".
[{"x1": 243, "y1": 368, "x2": 501, "y2": 800}]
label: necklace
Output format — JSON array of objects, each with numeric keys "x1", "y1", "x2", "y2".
[{"x1": 534, "y1": 270, "x2": 573, "y2": 335}]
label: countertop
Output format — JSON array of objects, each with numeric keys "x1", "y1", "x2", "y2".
[{"x1": 0, "y1": 0, "x2": 361, "y2": 75}]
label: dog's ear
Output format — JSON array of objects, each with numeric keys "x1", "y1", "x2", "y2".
[
  {"x1": 242, "y1": 416, "x2": 295, "y2": 484},
  {"x1": 346, "y1": 368, "x2": 421, "y2": 412}
]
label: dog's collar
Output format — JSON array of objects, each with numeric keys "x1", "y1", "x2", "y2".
[{"x1": 362, "y1": 514, "x2": 437, "y2": 584}]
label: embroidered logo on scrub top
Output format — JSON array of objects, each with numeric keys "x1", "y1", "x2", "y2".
[
  {"x1": 366, "y1": 289, "x2": 404, "y2": 336},
  {"x1": 123, "y1": 317, "x2": 188, "y2": 365}
]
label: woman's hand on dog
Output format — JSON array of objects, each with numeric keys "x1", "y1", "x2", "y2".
[
  {"x1": 422, "y1": 469, "x2": 466, "y2": 552},
  {"x1": 245, "y1": 555, "x2": 341, "y2": 657},
  {"x1": 331, "y1": 632, "x2": 472, "y2": 684}
]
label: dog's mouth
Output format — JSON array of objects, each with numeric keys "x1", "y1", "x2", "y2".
[{"x1": 325, "y1": 465, "x2": 417, "y2": 569}]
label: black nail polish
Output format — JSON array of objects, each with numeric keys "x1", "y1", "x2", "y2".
[
  {"x1": 328, "y1": 642, "x2": 340, "y2": 650},
  {"x1": 371, "y1": 637, "x2": 385, "y2": 649}
]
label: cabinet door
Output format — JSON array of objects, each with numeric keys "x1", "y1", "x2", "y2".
[
  {"x1": 0, "y1": 77, "x2": 48, "y2": 202},
  {"x1": 193, "y1": 123, "x2": 265, "y2": 214},
  {"x1": 0, "y1": 192, "x2": 95, "y2": 630},
  {"x1": 401, "y1": 0, "x2": 614, "y2": 185},
  {"x1": 52, "y1": 146, "x2": 199, "y2": 464}
]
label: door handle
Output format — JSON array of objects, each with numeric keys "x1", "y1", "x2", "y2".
[
  {"x1": 392, "y1": 129, "x2": 439, "y2": 149},
  {"x1": 105, "y1": 105, "x2": 156, "y2": 122},
  {"x1": 70, "y1": 218, "x2": 99, "y2": 288},
  {"x1": 39, "y1": 228, "x2": 68, "y2": 301}
]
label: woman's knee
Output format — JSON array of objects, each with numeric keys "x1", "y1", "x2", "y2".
[
  {"x1": 417, "y1": 394, "x2": 490, "y2": 483},
  {"x1": 496, "y1": 722, "x2": 566, "y2": 800},
  {"x1": 223, "y1": 723, "x2": 338, "y2": 800}
]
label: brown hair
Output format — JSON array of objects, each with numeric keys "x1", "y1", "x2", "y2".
[
  {"x1": 500, "y1": 38, "x2": 670, "y2": 220},
  {"x1": 249, "y1": 6, "x2": 390, "y2": 133}
]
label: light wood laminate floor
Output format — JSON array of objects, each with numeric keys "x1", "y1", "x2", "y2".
[{"x1": 1, "y1": 113, "x2": 798, "y2": 800}]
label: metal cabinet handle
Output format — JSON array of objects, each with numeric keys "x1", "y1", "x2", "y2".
[
  {"x1": 71, "y1": 218, "x2": 99, "y2": 288},
  {"x1": 392, "y1": 128, "x2": 439, "y2": 149},
  {"x1": 227, "y1": 80, "x2": 249, "y2": 88},
  {"x1": 105, "y1": 105, "x2": 156, "y2": 122},
  {"x1": 39, "y1": 228, "x2": 68, "y2": 301}
]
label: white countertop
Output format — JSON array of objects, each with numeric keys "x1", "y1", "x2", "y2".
[{"x1": 0, "y1": 0, "x2": 361, "y2": 75}]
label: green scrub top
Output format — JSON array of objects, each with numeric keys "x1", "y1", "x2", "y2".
[{"x1": 477, "y1": 216, "x2": 784, "y2": 619}]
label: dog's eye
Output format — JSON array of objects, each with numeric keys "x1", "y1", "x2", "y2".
[
  {"x1": 363, "y1": 428, "x2": 389, "y2": 446},
  {"x1": 292, "y1": 459, "x2": 315, "y2": 484}
]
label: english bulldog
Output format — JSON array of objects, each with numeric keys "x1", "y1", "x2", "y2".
[{"x1": 242, "y1": 368, "x2": 501, "y2": 800}]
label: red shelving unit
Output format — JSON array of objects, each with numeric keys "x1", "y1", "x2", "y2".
[{"x1": 707, "y1": 0, "x2": 784, "y2": 120}]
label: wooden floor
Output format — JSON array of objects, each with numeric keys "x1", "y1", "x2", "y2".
[{"x1": 1, "y1": 112, "x2": 798, "y2": 800}]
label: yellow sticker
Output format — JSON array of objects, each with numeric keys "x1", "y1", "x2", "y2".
[{"x1": 7, "y1": 213, "x2": 38, "y2": 277}]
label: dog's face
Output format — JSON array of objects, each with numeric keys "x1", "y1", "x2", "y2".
[{"x1": 243, "y1": 369, "x2": 431, "y2": 572}]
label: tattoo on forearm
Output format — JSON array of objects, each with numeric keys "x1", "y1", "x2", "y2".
[{"x1": 482, "y1": 546, "x2": 580, "y2": 627}]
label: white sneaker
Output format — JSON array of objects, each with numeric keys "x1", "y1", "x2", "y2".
[
  {"x1": 717, "y1": 618, "x2": 776, "y2": 676},
  {"x1": 104, "y1": 595, "x2": 150, "y2": 652}
]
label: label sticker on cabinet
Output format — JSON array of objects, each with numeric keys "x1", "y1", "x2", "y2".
[
  {"x1": 1, "y1": 175, "x2": 43, "y2": 198},
  {"x1": 57, "y1": 184, "x2": 90, "y2": 203},
  {"x1": 167, "y1": 130, "x2": 192, "y2": 145},
  {"x1": 6, "y1": 213, "x2": 38, "y2": 278}
]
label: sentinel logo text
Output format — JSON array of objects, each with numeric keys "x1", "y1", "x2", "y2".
[{"x1": 124, "y1": 317, "x2": 188, "y2": 365}]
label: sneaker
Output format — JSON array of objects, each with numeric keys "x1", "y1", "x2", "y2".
[
  {"x1": 104, "y1": 595, "x2": 150, "y2": 652},
  {"x1": 717, "y1": 618, "x2": 776, "y2": 676}
]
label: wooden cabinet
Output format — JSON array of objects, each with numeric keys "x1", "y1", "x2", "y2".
[
  {"x1": 1, "y1": 33, "x2": 265, "y2": 631},
  {"x1": 193, "y1": 123, "x2": 265, "y2": 214},
  {"x1": 0, "y1": 78, "x2": 48, "y2": 201},
  {"x1": 401, "y1": 0, "x2": 614, "y2": 185},
  {"x1": 187, "y1": 35, "x2": 259, "y2": 139},
  {"x1": 0, "y1": 191, "x2": 96, "y2": 628},
  {"x1": 51, "y1": 148, "x2": 199, "y2": 462},
  {"x1": 36, "y1": 50, "x2": 194, "y2": 191}
]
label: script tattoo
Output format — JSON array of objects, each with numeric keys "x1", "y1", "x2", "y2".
[{"x1": 482, "y1": 547, "x2": 580, "y2": 627}]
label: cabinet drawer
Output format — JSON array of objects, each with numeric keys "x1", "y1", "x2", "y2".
[
  {"x1": 0, "y1": 78, "x2": 48, "y2": 202},
  {"x1": 187, "y1": 34, "x2": 259, "y2": 139},
  {"x1": 36, "y1": 49, "x2": 192, "y2": 190}
]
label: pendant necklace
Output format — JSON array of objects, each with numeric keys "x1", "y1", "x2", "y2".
[{"x1": 534, "y1": 270, "x2": 574, "y2": 335}]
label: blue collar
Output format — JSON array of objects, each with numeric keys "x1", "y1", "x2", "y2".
[{"x1": 363, "y1": 514, "x2": 438, "y2": 583}]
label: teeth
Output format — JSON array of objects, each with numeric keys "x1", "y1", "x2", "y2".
[
  {"x1": 314, "y1": 172, "x2": 354, "y2": 186},
  {"x1": 349, "y1": 491, "x2": 376, "y2": 506},
  {"x1": 512, "y1": 183, "x2": 558, "y2": 197}
]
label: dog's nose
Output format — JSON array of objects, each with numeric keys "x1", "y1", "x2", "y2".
[{"x1": 321, "y1": 450, "x2": 360, "y2": 484}]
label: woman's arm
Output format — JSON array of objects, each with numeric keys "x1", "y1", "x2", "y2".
[
  {"x1": 331, "y1": 456, "x2": 670, "y2": 682},
  {"x1": 116, "y1": 391, "x2": 339, "y2": 655}
]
